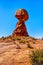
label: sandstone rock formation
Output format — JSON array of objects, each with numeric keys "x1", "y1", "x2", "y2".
[{"x1": 12, "y1": 9, "x2": 29, "y2": 36}]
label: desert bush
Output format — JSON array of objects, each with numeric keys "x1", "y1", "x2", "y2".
[
  {"x1": 32, "y1": 41, "x2": 35, "y2": 44},
  {"x1": 1, "y1": 36, "x2": 6, "y2": 40},
  {"x1": 12, "y1": 38, "x2": 15, "y2": 41},
  {"x1": 30, "y1": 36, "x2": 37, "y2": 40},
  {"x1": 16, "y1": 36, "x2": 21, "y2": 40},
  {"x1": 12, "y1": 36, "x2": 21, "y2": 41},
  {"x1": 26, "y1": 40, "x2": 29, "y2": 43},
  {"x1": 27, "y1": 43, "x2": 33, "y2": 49},
  {"x1": 20, "y1": 40, "x2": 25, "y2": 44},
  {"x1": 41, "y1": 38, "x2": 43, "y2": 40},
  {"x1": 30, "y1": 49, "x2": 43, "y2": 65}
]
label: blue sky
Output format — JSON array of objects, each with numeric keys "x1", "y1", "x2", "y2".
[{"x1": 0, "y1": 0, "x2": 43, "y2": 38}]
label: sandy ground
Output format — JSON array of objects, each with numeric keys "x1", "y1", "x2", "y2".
[
  {"x1": 0, "y1": 43, "x2": 31, "y2": 65},
  {"x1": 0, "y1": 38, "x2": 43, "y2": 65}
]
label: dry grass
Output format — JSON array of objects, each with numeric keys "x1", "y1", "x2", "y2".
[{"x1": 30, "y1": 49, "x2": 43, "y2": 65}]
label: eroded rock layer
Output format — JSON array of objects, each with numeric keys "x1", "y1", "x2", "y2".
[{"x1": 12, "y1": 9, "x2": 29, "y2": 36}]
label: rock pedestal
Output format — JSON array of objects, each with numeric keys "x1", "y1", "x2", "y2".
[{"x1": 12, "y1": 9, "x2": 29, "y2": 36}]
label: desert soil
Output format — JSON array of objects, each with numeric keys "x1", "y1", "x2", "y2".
[{"x1": 0, "y1": 37, "x2": 43, "y2": 65}]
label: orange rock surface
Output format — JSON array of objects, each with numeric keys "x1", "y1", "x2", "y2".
[{"x1": 12, "y1": 9, "x2": 29, "y2": 36}]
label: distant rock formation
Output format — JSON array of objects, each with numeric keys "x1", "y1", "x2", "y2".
[{"x1": 12, "y1": 9, "x2": 29, "y2": 36}]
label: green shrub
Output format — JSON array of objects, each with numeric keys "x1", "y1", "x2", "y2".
[
  {"x1": 12, "y1": 36, "x2": 21, "y2": 41},
  {"x1": 16, "y1": 36, "x2": 21, "y2": 40},
  {"x1": 41, "y1": 38, "x2": 43, "y2": 40},
  {"x1": 20, "y1": 40, "x2": 25, "y2": 44},
  {"x1": 30, "y1": 37, "x2": 37, "y2": 40},
  {"x1": 1, "y1": 36, "x2": 6, "y2": 40},
  {"x1": 12, "y1": 38, "x2": 15, "y2": 41},
  {"x1": 26, "y1": 41, "x2": 29, "y2": 43},
  {"x1": 32, "y1": 41, "x2": 35, "y2": 44},
  {"x1": 30, "y1": 49, "x2": 43, "y2": 65},
  {"x1": 27, "y1": 43, "x2": 33, "y2": 49}
]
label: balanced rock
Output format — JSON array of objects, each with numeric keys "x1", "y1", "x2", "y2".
[{"x1": 12, "y1": 9, "x2": 29, "y2": 36}]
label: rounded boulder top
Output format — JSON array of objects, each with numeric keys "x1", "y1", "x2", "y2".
[{"x1": 15, "y1": 9, "x2": 29, "y2": 21}]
